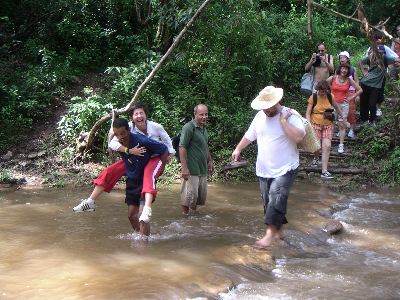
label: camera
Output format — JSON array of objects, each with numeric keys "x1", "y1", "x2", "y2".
[{"x1": 314, "y1": 53, "x2": 322, "y2": 66}]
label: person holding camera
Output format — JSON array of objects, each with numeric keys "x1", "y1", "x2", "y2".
[
  {"x1": 327, "y1": 64, "x2": 362, "y2": 154},
  {"x1": 305, "y1": 43, "x2": 334, "y2": 91},
  {"x1": 306, "y1": 80, "x2": 344, "y2": 179}
]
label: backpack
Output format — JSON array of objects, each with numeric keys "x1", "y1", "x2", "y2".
[
  {"x1": 171, "y1": 126, "x2": 196, "y2": 162},
  {"x1": 171, "y1": 134, "x2": 181, "y2": 162},
  {"x1": 350, "y1": 65, "x2": 355, "y2": 78}
]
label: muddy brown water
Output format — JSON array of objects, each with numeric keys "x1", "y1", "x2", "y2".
[{"x1": 0, "y1": 182, "x2": 399, "y2": 299}]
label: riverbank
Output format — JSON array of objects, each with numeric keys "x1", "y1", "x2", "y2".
[{"x1": 0, "y1": 83, "x2": 398, "y2": 190}]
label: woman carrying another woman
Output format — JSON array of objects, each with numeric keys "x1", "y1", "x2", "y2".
[
  {"x1": 327, "y1": 64, "x2": 362, "y2": 153},
  {"x1": 306, "y1": 80, "x2": 344, "y2": 179}
]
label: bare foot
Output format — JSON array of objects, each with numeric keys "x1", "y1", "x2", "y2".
[
  {"x1": 254, "y1": 237, "x2": 274, "y2": 248},
  {"x1": 275, "y1": 231, "x2": 284, "y2": 241}
]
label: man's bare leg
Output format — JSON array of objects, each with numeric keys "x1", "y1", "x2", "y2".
[
  {"x1": 255, "y1": 225, "x2": 279, "y2": 247},
  {"x1": 128, "y1": 205, "x2": 140, "y2": 232},
  {"x1": 182, "y1": 205, "x2": 189, "y2": 215},
  {"x1": 275, "y1": 225, "x2": 284, "y2": 240}
]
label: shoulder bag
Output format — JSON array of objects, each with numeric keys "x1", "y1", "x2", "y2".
[{"x1": 300, "y1": 67, "x2": 315, "y2": 97}]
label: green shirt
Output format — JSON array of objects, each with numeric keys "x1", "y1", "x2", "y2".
[{"x1": 179, "y1": 120, "x2": 209, "y2": 176}]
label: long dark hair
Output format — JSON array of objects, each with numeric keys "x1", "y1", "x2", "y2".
[{"x1": 335, "y1": 64, "x2": 351, "y2": 77}]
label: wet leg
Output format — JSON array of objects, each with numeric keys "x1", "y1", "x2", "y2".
[
  {"x1": 139, "y1": 203, "x2": 151, "y2": 237},
  {"x1": 181, "y1": 205, "x2": 189, "y2": 215},
  {"x1": 255, "y1": 225, "x2": 279, "y2": 247},
  {"x1": 128, "y1": 205, "x2": 140, "y2": 232},
  {"x1": 276, "y1": 225, "x2": 284, "y2": 240}
]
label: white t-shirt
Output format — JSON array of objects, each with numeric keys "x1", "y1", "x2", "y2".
[
  {"x1": 244, "y1": 107, "x2": 305, "y2": 178},
  {"x1": 109, "y1": 120, "x2": 175, "y2": 155}
]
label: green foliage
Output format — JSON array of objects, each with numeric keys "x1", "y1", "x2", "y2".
[
  {"x1": 0, "y1": 169, "x2": 13, "y2": 183},
  {"x1": 58, "y1": 90, "x2": 113, "y2": 143},
  {"x1": 2, "y1": 0, "x2": 400, "y2": 188},
  {"x1": 379, "y1": 147, "x2": 400, "y2": 185}
]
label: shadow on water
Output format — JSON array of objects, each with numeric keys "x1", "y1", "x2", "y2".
[{"x1": 0, "y1": 182, "x2": 399, "y2": 299}]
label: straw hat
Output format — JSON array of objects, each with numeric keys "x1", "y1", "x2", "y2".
[{"x1": 251, "y1": 86, "x2": 283, "y2": 110}]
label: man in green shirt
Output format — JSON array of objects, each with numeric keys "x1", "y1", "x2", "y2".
[{"x1": 179, "y1": 104, "x2": 213, "y2": 215}]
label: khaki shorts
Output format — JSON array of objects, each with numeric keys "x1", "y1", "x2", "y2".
[
  {"x1": 180, "y1": 176, "x2": 207, "y2": 209},
  {"x1": 338, "y1": 102, "x2": 349, "y2": 119}
]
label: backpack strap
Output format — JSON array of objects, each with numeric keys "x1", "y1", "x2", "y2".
[
  {"x1": 327, "y1": 92, "x2": 333, "y2": 106},
  {"x1": 311, "y1": 93, "x2": 318, "y2": 114}
]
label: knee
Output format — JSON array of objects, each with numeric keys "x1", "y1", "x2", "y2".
[
  {"x1": 322, "y1": 143, "x2": 331, "y2": 152},
  {"x1": 128, "y1": 212, "x2": 138, "y2": 222}
]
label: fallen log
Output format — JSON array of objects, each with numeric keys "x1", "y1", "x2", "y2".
[{"x1": 299, "y1": 166, "x2": 365, "y2": 174}]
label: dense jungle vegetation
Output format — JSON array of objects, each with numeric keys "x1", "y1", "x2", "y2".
[{"x1": 1, "y1": 0, "x2": 400, "y2": 185}]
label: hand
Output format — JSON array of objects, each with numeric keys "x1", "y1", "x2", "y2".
[
  {"x1": 208, "y1": 161, "x2": 214, "y2": 175},
  {"x1": 232, "y1": 149, "x2": 241, "y2": 162},
  {"x1": 181, "y1": 166, "x2": 190, "y2": 180},
  {"x1": 311, "y1": 53, "x2": 317, "y2": 63},
  {"x1": 280, "y1": 109, "x2": 292, "y2": 121},
  {"x1": 129, "y1": 143, "x2": 147, "y2": 156}
]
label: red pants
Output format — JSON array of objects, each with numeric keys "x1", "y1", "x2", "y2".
[{"x1": 93, "y1": 157, "x2": 163, "y2": 199}]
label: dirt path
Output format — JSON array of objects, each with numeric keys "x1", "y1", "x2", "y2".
[{"x1": 0, "y1": 72, "x2": 108, "y2": 186}]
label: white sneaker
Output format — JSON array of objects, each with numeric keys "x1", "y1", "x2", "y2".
[
  {"x1": 73, "y1": 198, "x2": 95, "y2": 212},
  {"x1": 336, "y1": 131, "x2": 340, "y2": 137},
  {"x1": 347, "y1": 129, "x2": 354, "y2": 139},
  {"x1": 338, "y1": 143, "x2": 344, "y2": 154},
  {"x1": 376, "y1": 108, "x2": 382, "y2": 117},
  {"x1": 321, "y1": 170, "x2": 334, "y2": 179},
  {"x1": 311, "y1": 158, "x2": 319, "y2": 167},
  {"x1": 139, "y1": 206, "x2": 152, "y2": 223}
]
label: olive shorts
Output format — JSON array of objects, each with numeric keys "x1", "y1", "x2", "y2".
[{"x1": 180, "y1": 175, "x2": 207, "y2": 209}]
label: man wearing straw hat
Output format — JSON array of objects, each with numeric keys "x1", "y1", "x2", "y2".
[{"x1": 232, "y1": 86, "x2": 305, "y2": 248}]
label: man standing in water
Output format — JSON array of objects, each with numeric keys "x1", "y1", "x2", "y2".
[
  {"x1": 179, "y1": 104, "x2": 213, "y2": 215},
  {"x1": 232, "y1": 86, "x2": 305, "y2": 247},
  {"x1": 112, "y1": 118, "x2": 168, "y2": 235}
]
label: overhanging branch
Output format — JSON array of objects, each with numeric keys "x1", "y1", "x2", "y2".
[{"x1": 84, "y1": 0, "x2": 214, "y2": 153}]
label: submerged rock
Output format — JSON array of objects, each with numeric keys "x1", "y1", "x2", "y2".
[
  {"x1": 213, "y1": 244, "x2": 274, "y2": 271},
  {"x1": 322, "y1": 220, "x2": 343, "y2": 235}
]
